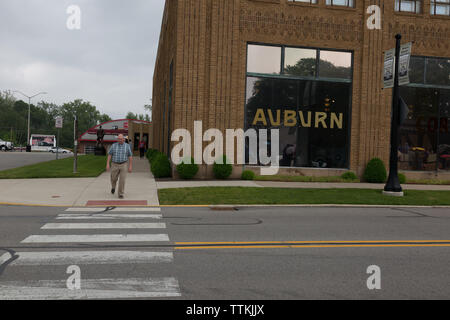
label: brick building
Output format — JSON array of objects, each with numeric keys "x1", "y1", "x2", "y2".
[{"x1": 152, "y1": 0, "x2": 450, "y2": 179}]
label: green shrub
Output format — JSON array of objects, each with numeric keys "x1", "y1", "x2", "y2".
[
  {"x1": 241, "y1": 170, "x2": 256, "y2": 181},
  {"x1": 176, "y1": 157, "x2": 199, "y2": 180},
  {"x1": 151, "y1": 153, "x2": 172, "y2": 178},
  {"x1": 363, "y1": 158, "x2": 387, "y2": 183},
  {"x1": 341, "y1": 171, "x2": 358, "y2": 181},
  {"x1": 213, "y1": 155, "x2": 233, "y2": 180},
  {"x1": 146, "y1": 149, "x2": 158, "y2": 161},
  {"x1": 398, "y1": 173, "x2": 407, "y2": 184}
]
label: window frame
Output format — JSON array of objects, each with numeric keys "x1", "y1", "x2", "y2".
[
  {"x1": 325, "y1": 0, "x2": 355, "y2": 8},
  {"x1": 395, "y1": 0, "x2": 422, "y2": 14},
  {"x1": 431, "y1": 0, "x2": 450, "y2": 16},
  {"x1": 246, "y1": 42, "x2": 354, "y2": 83}
]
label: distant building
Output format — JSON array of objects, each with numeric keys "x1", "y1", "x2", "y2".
[
  {"x1": 152, "y1": 0, "x2": 450, "y2": 180},
  {"x1": 79, "y1": 119, "x2": 152, "y2": 155}
]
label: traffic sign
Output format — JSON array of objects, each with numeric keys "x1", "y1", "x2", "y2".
[{"x1": 55, "y1": 116, "x2": 63, "y2": 128}]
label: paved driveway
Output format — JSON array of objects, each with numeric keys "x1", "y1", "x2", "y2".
[{"x1": 0, "y1": 152, "x2": 73, "y2": 171}]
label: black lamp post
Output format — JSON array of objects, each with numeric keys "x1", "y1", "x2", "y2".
[{"x1": 384, "y1": 34, "x2": 404, "y2": 196}]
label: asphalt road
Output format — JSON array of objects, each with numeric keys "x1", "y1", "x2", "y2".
[
  {"x1": 0, "y1": 205, "x2": 449, "y2": 300},
  {"x1": 0, "y1": 152, "x2": 73, "y2": 171}
]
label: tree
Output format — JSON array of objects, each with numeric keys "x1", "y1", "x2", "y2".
[{"x1": 0, "y1": 93, "x2": 112, "y2": 147}]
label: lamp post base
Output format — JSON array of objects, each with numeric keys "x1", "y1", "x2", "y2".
[{"x1": 382, "y1": 191, "x2": 404, "y2": 197}]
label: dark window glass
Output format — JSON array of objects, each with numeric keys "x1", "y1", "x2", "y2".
[
  {"x1": 409, "y1": 56, "x2": 425, "y2": 84},
  {"x1": 247, "y1": 45, "x2": 281, "y2": 75},
  {"x1": 284, "y1": 48, "x2": 317, "y2": 77},
  {"x1": 425, "y1": 58, "x2": 450, "y2": 86},
  {"x1": 399, "y1": 87, "x2": 439, "y2": 171},
  {"x1": 319, "y1": 51, "x2": 352, "y2": 79},
  {"x1": 438, "y1": 89, "x2": 450, "y2": 170}
]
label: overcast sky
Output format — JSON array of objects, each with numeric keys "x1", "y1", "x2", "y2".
[{"x1": 0, "y1": 0, "x2": 165, "y2": 119}]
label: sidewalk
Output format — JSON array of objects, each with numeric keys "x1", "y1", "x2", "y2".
[{"x1": 0, "y1": 158, "x2": 159, "y2": 207}]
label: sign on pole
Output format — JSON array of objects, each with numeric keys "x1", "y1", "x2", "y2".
[
  {"x1": 398, "y1": 42, "x2": 412, "y2": 86},
  {"x1": 55, "y1": 116, "x2": 63, "y2": 129},
  {"x1": 383, "y1": 49, "x2": 395, "y2": 89}
]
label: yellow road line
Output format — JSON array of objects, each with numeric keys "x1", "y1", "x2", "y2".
[
  {"x1": 175, "y1": 244, "x2": 450, "y2": 250},
  {"x1": 174, "y1": 240, "x2": 450, "y2": 250},
  {"x1": 175, "y1": 240, "x2": 450, "y2": 245}
]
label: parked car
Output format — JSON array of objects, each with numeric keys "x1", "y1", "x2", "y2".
[
  {"x1": 0, "y1": 139, "x2": 14, "y2": 151},
  {"x1": 49, "y1": 147, "x2": 72, "y2": 154}
]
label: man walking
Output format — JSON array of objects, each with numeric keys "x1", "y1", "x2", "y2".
[{"x1": 106, "y1": 134, "x2": 133, "y2": 199}]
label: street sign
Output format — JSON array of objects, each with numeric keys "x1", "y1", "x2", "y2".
[
  {"x1": 55, "y1": 116, "x2": 63, "y2": 128},
  {"x1": 398, "y1": 42, "x2": 412, "y2": 86},
  {"x1": 383, "y1": 49, "x2": 395, "y2": 89}
]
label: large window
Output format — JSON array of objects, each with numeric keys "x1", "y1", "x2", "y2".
[
  {"x1": 326, "y1": 0, "x2": 355, "y2": 7},
  {"x1": 288, "y1": 0, "x2": 317, "y2": 3},
  {"x1": 246, "y1": 44, "x2": 353, "y2": 169},
  {"x1": 431, "y1": 0, "x2": 450, "y2": 16},
  {"x1": 399, "y1": 56, "x2": 450, "y2": 171},
  {"x1": 395, "y1": 0, "x2": 422, "y2": 13}
]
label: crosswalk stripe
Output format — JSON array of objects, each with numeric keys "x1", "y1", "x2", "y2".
[
  {"x1": 56, "y1": 213, "x2": 163, "y2": 220},
  {"x1": 0, "y1": 278, "x2": 181, "y2": 300},
  {"x1": 0, "y1": 251, "x2": 173, "y2": 266},
  {"x1": 21, "y1": 234, "x2": 170, "y2": 243},
  {"x1": 65, "y1": 208, "x2": 161, "y2": 212},
  {"x1": 41, "y1": 223, "x2": 167, "y2": 230}
]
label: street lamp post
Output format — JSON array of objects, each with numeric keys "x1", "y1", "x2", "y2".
[{"x1": 13, "y1": 91, "x2": 47, "y2": 151}]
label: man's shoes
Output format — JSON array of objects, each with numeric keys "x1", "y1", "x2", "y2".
[
  {"x1": 119, "y1": 195, "x2": 124, "y2": 199},
  {"x1": 111, "y1": 188, "x2": 115, "y2": 195}
]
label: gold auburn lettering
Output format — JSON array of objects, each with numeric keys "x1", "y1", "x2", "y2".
[{"x1": 252, "y1": 108, "x2": 344, "y2": 129}]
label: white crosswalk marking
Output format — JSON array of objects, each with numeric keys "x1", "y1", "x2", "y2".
[
  {"x1": 21, "y1": 234, "x2": 170, "y2": 243},
  {"x1": 56, "y1": 213, "x2": 162, "y2": 220},
  {"x1": 0, "y1": 278, "x2": 181, "y2": 300},
  {"x1": 41, "y1": 222, "x2": 167, "y2": 229},
  {"x1": 4, "y1": 206, "x2": 181, "y2": 300},
  {"x1": 0, "y1": 251, "x2": 174, "y2": 266}
]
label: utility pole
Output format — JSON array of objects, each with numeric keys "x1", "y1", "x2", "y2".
[{"x1": 74, "y1": 115, "x2": 78, "y2": 174}]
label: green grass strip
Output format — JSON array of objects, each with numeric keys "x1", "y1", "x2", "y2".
[
  {"x1": 158, "y1": 187, "x2": 450, "y2": 206},
  {"x1": 0, "y1": 155, "x2": 106, "y2": 179}
]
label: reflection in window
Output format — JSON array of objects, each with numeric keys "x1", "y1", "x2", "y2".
[
  {"x1": 426, "y1": 58, "x2": 450, "y2": 87},
  {"x1": 247, "y1": 45, "x2": 281, "y2": 75},
  {"x1": 395, "y1": 0, "x2": 422, "y2": 13},
  {"x1": 245, "y1": 77, "x2": 351, "y2": 169},
  {"x1": 319, "y1": 51, "x2": 352, "y2": 79},
  {"x1": 399, "y1": 87, "x2": 450, "y2": 171},
  {"x1": 409, "y1": 56, "x2": 425, "y2": 84},
  {"x1": 431, "y1": 0, "x2": 450, "y2": 16},
  {"x1": 284, "y1": 48, "x2": 317, "y2": 77},
  {"x1": 326, "y1": 0, "x2": 354, "y2": 7}
]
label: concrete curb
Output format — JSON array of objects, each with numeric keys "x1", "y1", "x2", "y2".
[{"x1": 1, "y1": 202, "x2": 449, "y2": 209}]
